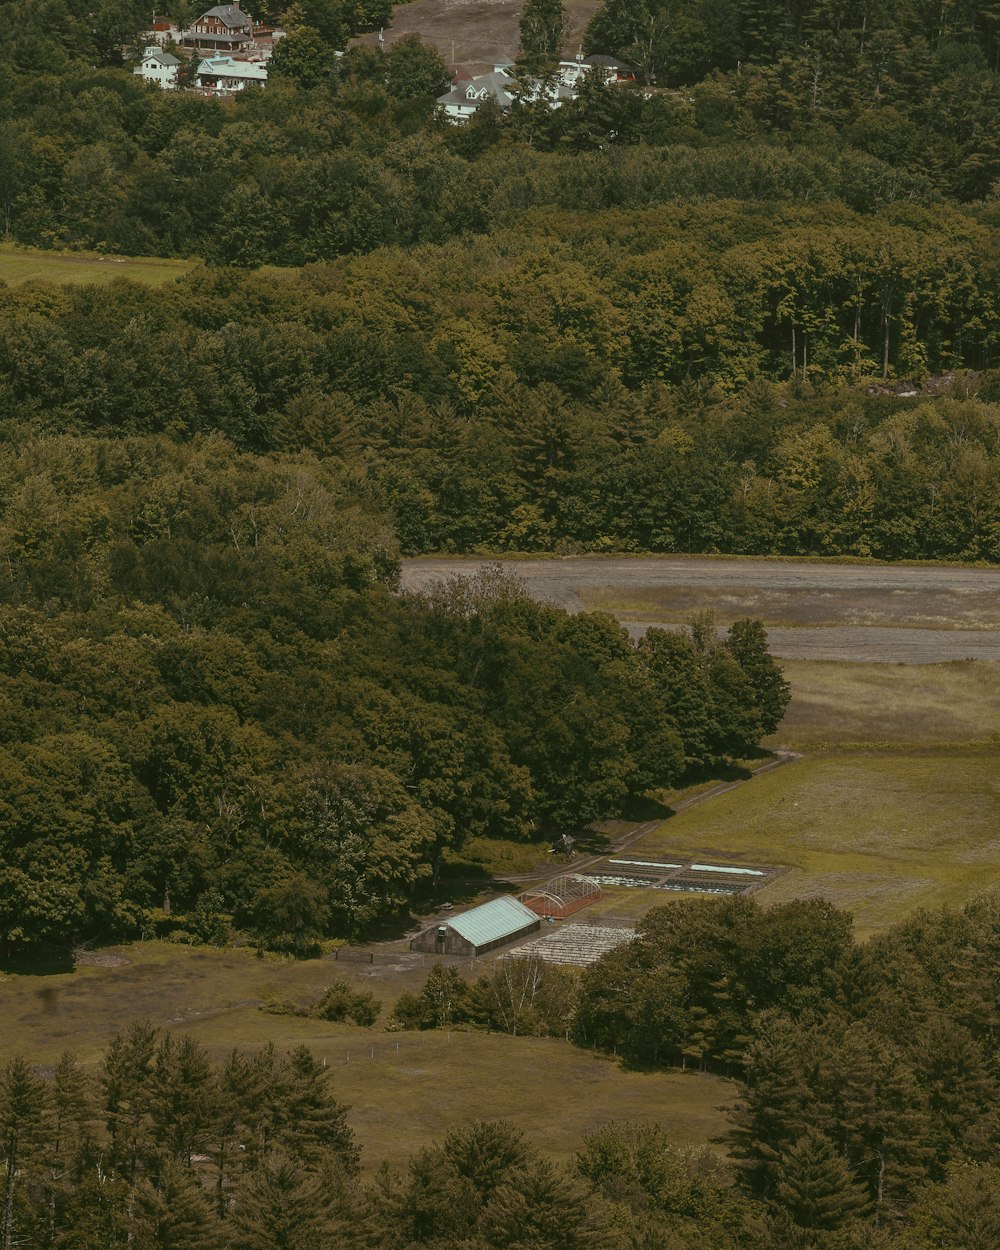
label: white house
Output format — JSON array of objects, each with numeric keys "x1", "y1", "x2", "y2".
[
  {"x1": 196, "y1": 55, "x2": 267, "y2": 92},
  {"x1": 436, "y1": 63, "x2": 576, "y2": 123},
  {"x1": 436, "y1": 69, "x2": 520, "y2": 122},
  {"x1": 134, "y1": 46, "x2": 181, "y2": 89}
]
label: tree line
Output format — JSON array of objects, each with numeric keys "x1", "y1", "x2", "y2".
[{"x1": 3, "y1": 263, "x2": 1000, "y2": 560}]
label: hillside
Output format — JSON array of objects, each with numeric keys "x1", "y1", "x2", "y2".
[{"x1": 362, "y1": 0, "x2": 601, "y2": 70}]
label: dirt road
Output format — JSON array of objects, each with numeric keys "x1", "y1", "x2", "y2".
[{"x1": 399, "y1": 556, "x2": 1000, "y2": 663}]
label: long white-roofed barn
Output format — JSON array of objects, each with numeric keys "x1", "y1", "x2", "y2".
[{"x1": 410, "y1": 897, "x2": 540, "y2": 957}]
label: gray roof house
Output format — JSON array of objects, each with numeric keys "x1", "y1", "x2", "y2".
[
  {"x1": 182, "y1": 3, "x2": 254, "y2": 50},
  {"x1": 437, "y1": 69, "x2": 520, "y2": 122},
  {"x1": 134, "y1": 45, "x2": 181, "y2": 89},
  {"x1": 437, "y1": 66, "x2": 576, "y2": 124}
]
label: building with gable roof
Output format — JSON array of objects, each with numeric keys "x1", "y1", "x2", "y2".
[
  {"x1": 196, "y1": 54, "x2": 267, "y2": 92},
  {"x1": 134, "y1": 45, "x2": 181, "y2": 89},
  {"x1": 182, "y1": 3, "x2": 254, "y2": 52},
  {"x1": 436, "y1": 62, "x2": 576, "y2": 124},
  {"x1": 410, "y1": 897, "x2": 540, "y2": 956},
  {"x1": 436, "y1": 69, "x2": 520, "y2": 122}
]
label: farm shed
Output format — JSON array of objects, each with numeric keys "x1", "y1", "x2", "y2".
[{"x1": 410, "y1": 897, "x2": 540, "y2": 957}]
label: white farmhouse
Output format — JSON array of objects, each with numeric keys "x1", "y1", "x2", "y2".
[
  {"x1": 134, "y1": 46, "x2": 181, "y2": 89},
  {"x1": 195, "y1": 55, "x2": 267, "y2": 92},
  {"x1": 436, "y1": 62, "x2": 576, "y2": 124},
  {"x1": 437, "y1": 70, "x2": 520, "y2": 122}
]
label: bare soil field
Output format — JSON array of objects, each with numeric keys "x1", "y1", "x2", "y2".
[
  {"x1": 363, "y1": 0, "x2": 601, "y2": 71},
  {"x1": 400, "y1": 556, "x2": 1000, "y2": 662}
]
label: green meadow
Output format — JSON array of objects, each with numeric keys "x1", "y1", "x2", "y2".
[
  {"x1": 0, "y1": 243, "x2": 195, "y2": 287},
  {"x1": 589, "y1": 657, "x2": 1000, "y2": 936}
]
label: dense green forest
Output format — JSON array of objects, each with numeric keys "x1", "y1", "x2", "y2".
[
  {"x1": 4, "y1": 891, "x2": 1000, "y2": 1248},
  {"x1": 0, "y1": 430, "x2": 789, "y2": 953},
  {"x1": 2, "y1": 0, "x2": 1000, "y2": 559},
  {"x1": 3, "y1": 272, "x2": 1000, "y2": 558}
]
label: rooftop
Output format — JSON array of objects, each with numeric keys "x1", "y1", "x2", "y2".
[
  {"x1": 198, "y1": 55, "x2": 267, "y2": 79},
  {"x1": 140, "y1": 47, "x2": 180, "y2": 66},
  {"x1": 203, "y1": 4, "x2": 252, "y2": 29},
  {"x1": 448, "y1": 896, "x2": 538, "y2": 947}
]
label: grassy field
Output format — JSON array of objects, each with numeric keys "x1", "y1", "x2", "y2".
[
  {"x1": 0, "y1": 243, "x2": 195, "y2": 287},
  {"x1": 617, "y1": 748, "x2": 1000, "y2": 937},
  {"x1": 580, "y1": 658, "x2": 1000, "y2": 934},
  {"x1": 771, "y1": 658, "x2": 1000, "y2": 748},
  {"x1": 0, "y1": 942, "x2": 732, "y2": 1169}
]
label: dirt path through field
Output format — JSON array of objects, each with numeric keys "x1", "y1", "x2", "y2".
[{"x1": 400, "y1": 556, "x2": 1000, "y2": 663}]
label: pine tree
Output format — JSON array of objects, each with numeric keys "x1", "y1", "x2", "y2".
[
  {"x1": 833, "y1": 1026, "x2": 934, "y2": 1220},
  {"x1": 43, "y1": 1052, "x2": 93, "y2": 1242},
  {"x1": 149, "y1": 1034, "x2": 217, "y2": 1165},
  {"x1": 0, "y1": 1056, "x2": 49, "y2": 1250},
  {"x1": 774, "y1": 1129, "x2": 870, "y2": 1231},
  {"x1": 728, "y1": 1013, "x2": 820, "y2": 1198},
  {"x1": 282, "y1": 1047, "x2": 358, "y2": 1170},
  {"x1": 130, "y1": 1158, "x2": 221, "y2": 1250},
  {"x1": 227, "y1": 1154, "x2": 338, "y2": 1250},
  {"x1": 443, "y1": 1120, "x2": 532, "y2": 1203},
  {"x1": 910, "y1": 1018, "x2": 997, "y2": 1166},
  {"x1": 480, "y1": 1156, "x2": 599, "y2": 1250},
  {"x1": 101, "y1": 1021, "x2": 158, "y2": 1183},
  {"x1": 909, "y1": 1162, "x2": 1000, "y2": 1250}
]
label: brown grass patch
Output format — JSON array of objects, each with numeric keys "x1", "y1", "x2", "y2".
[
  {"x1": 0, "y1": 942, "x2": 730, "y2": 1169},
  {"x1": 772, "y1": 659, "x2": 1000, "y2": 748}
]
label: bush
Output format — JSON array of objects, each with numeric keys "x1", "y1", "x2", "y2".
[{"x1": 313, "y1": 980, "x2": 382, "y2": 1026}]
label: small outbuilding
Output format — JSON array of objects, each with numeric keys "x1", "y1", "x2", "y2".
[{"x1": 410, "y1": 897, "x2": 540, "y2": 957}]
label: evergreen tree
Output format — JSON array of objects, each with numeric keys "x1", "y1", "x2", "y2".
[
  {"x1": 228, "y1": 1154, "x2": 337, "y2": 1250},
  {"x1": 908, "y1": 1163, "x2": 1000, "y2": 1250},
  {"x1": 443, "y1": 1120, "x2": 533, "y2": 1203},
  {"x1": 149, "y1": 1034, "x2": 217, "y2": 1165},
  {"x1": 479, "y1": 1156, "x2": 600, "y2": 1250},
  {"x1": 43, "y1": 1052, "x2": 94, "y2": 1242},
  {"x1": 281, "y1": 1046, "x2": 359, "y2": 1171},
  {"x1": 100, "y1": 1021, "x2": 157, "y2": 1183},
  {"x1": 0, "y1": 1056, "x2": 49, "y2": 1250},
  {"x1": 774, "y1": 1128, "x2": 870, "y2": 1231},
  {"x1": 130, "y1": 1159, "x2": 221, "y2": 1250}
]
